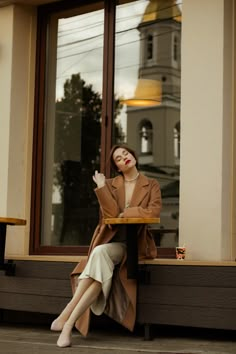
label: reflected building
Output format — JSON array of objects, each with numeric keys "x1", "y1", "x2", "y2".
[{"x1": 126, "y1": 0, "x2": 181, "y2": 243}]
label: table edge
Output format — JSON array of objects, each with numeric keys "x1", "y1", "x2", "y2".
[
  {"x1": 0, "y1": 217, "x2": 27, "y2": 225},
  {"x1": 104, "y1": 217, "x2": 160, "y2": 224}
]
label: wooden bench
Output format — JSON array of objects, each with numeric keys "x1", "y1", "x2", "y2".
[
  {"x1": 0, "y1": 217, "x2": 26, "y2": 276},
  {"x1": 1, "y1": 258, "x2": 236, "y2": 340},
  {"x1": 137, "y1": 259, "x2": 236, "y2": 339}
]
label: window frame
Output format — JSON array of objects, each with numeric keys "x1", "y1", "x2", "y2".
[
  {"x1": 30, "y1": 0, "x2": 177, "y2": 257},
  {"x1": 30, "y1": 0, "x2": 115, "y2": 255}
]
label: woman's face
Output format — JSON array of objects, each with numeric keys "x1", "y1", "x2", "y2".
[{"x1": 112, "y1": 148, "x2": 136, "y2": 173}]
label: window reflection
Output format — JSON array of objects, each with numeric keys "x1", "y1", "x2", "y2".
[
  {"x1": 114, "y1": 0, "x2": 181, "y2": 247},
  {"x1": 147, "y1": 34, "x2": 153, "y2": 60},
  {"x1": 139, "y1": 120, "x2": 153, "y2": 154},
  {"x1": 39, "y1": 0, "x2": 181, "y2": 250},
  {"x1": 174, "y1": 121, "x2": 180, "y2": 164},
  {"x1": 41, "y1": 6, "x2": 104, "y2": 246}
]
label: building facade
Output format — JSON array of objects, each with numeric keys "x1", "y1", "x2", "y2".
[
  {"x1": 0, "y1": 0, "x2": 235, "y2": 264},
  {"x1": 1, "y1": 0, "x2": 236, "y2": 333}
]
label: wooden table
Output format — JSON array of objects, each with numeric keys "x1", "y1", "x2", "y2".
[
  {"x1": 0, "y1": 217, "x2": 26, "y2": 276},
  {"x1": 104, "y1": 217, "x2": 160, "y2": 279}
]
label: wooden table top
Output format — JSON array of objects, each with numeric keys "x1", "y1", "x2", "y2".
[
  {"x1": 0, "y1": 217, "x2": 26, "y2": 226},
  {"x1": 104, "y1": 217, "x2": 160, "y2": 225}
]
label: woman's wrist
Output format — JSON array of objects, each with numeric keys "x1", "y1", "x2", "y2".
[
  {"x1": 96, "y1": 183, "x2": 105, "y2": 189},
  {"x1": 93, "y1": 171, "x2": 106, "y2": 189}
]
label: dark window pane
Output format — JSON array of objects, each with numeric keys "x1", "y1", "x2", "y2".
[
  {"x1": 114, "y1": 0, "x2": 181, "y2": 247},
  {"x1": 41, "y1": 5, "x2": 104, "y2": 246}
]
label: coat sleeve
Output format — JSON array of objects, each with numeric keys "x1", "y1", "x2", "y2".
[
  {"x1": 94, "y1": 182, "x2": 120, "y2": 218},
  {"x1": 123, "y1": 179, "x2": 162, "y2": 218}
]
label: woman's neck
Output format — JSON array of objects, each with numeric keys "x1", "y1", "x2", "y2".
[{"x1": 123, "y1": 168, "x2": 139, "y2": 182}]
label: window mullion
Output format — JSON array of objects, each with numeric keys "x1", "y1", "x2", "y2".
[{"x1": 100, "y1": 0, "x2": 116, "y2": 177}]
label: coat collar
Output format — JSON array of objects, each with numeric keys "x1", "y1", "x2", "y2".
[{"x1": 111, "y1": 173, "x2": 150, "y2": 209}]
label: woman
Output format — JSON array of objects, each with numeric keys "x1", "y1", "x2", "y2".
[{"x1": 50, "y1": 144, "x2": 162, "y2": 347}]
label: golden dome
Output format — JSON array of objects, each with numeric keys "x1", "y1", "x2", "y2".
[
  {"x1": 122, "y1": 79, "x2": 162, "y2": 107},
  {"x1": 142, "y1": 0, "x2": 182, "y2": 23}
]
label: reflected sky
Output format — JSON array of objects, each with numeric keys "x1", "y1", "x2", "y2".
[{"x1": 55, "y1": 0, "x2": 182, "y2": 135}]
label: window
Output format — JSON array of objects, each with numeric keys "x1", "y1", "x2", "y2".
[
  {"x1": 147, "y1": 34, "x2": 153, "y2": 60},
  {"x1": 173, "y1": 35, "x2": 178, "y2": 61},
  {"x1": 139, "y1": 120, "x2": 153, "y2": 154},
  {"x1": 31, "y1": 1, "x2": 107, "y2": 254},
  {"x1": 174, "y1": 121, "x2": 180, "y2": 164},
  {"x1": 31, "y1": 0, "x2": 182, "y2": 255}
]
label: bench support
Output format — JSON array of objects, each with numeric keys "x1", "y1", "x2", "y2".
[
  {"x1": 0, "y1": 223, "x2": 17, "y2": 276},
  {"x1": 144, "y1": 323, "x2": 153, "y2": 341},
  {"x1": 0, "y1": 224, "x2": 6, "y2": 267}
]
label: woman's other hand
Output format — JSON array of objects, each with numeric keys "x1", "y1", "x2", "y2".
[{"x1": 93, "y1": 170, "x2": 106, "y2": 188}]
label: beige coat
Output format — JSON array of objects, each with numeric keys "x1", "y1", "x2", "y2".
[{"x1": 70, "y1": 173, "x2": 162, "y2": 336}]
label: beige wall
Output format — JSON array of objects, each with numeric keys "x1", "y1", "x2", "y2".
[
  {"x1": 0, "y1": 0, "x2": 235, "y2": 260},
  {"x1": 0, "y1": 5, "x2": 36, "y2": 255},
  {"x1": 0, "y1": 7, "x2": 13, "y2": 216},
  {"x1": 180, "y1": 0, "x2": 234, "y2": 260}
]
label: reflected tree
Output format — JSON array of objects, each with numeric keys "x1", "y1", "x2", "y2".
[{"x1": 53, "y1": 73, "x2": 124, "y2": 245}]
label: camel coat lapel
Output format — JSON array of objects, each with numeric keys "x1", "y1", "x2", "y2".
[
  {"x1": 129, "y1": 174, "x2": 150, "y2": 207},
  {"x1": 111, "y1": 173, "x2": 150, "y2": 209},
  {"x1": 111, "y1": 175, "x2": 125, "y2": 210}
]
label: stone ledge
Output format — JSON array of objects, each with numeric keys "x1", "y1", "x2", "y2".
[
  {"x1": 5, "y1": 255, "x2": 85, "y2": 262},
  {"x1": 139, "y1": 258, "x2": 236, "y2": 266}
]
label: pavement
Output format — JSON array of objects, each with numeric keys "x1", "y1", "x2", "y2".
[{"x1": 0, "y1": 323, "x2": 236, "y2": 354}]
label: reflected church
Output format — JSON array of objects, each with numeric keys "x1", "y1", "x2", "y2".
[{"x1": 125, "y1": 0, "x2": 181, "y2": 246}]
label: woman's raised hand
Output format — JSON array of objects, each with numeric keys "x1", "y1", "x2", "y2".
[{"x1": 93, "y1": 170, "x2": 106, "y2": 188}]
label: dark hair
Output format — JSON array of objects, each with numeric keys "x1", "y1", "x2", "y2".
[{"x1": 108, "y1": 144, "x2": 139, "y2": 173}]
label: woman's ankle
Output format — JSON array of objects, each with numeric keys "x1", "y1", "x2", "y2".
[
  {"x1": 56, "y1": 322, "x2": 73, "y2": 348},
  {"x1": 50, "y1": 317, "x2": 66, "y2": 331}
]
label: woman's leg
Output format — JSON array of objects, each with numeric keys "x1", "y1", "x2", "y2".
[
  {"x1": 51, "y1": 277, "x2": 94, "y2": 331},
  {"x1": 57, "y1": 280, "x2": 102, "y2": 347},
  {"x1": 54, "y1": 242, "x2": 126, "y2": 346}
]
